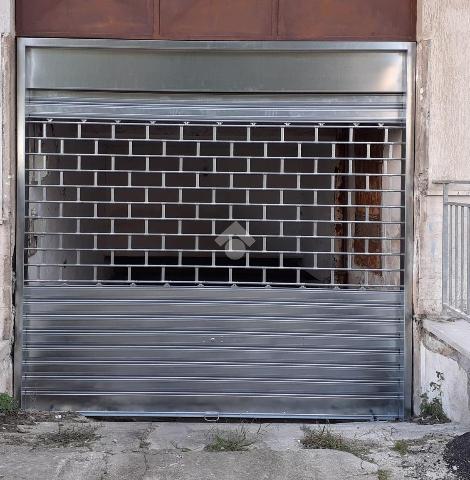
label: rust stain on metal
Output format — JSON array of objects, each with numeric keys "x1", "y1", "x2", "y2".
[
  {"x1": 353, "y1": 129, "x2": 385, "y2": 271},
  {"x1": 334, "y1": 131, "x2": 349, "y2": 285},
  {"x1": 16, "y1": 0, "x2": 416, "y2": 40},
  {"x1": 16, "y1": 0, "x2": 155, "y2": 38},
  {"x1": 159, "y1": 0, "x2": 275, "y2": 39},
  {"x1": 278, "y1": 0, "x2": 416, "y2": 40}
]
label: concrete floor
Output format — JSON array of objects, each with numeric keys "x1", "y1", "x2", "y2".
[{"x1": 0, "y1": 419, "x2": 468, "y2": 480}]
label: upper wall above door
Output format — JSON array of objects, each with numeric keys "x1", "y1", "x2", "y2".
[{"x1": 16, "y1": 0, "x2": 416, "y2": 41}]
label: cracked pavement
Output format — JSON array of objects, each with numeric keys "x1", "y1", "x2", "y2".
[{"x1": 0, "y1": 419, "x2": 468, "y2": 479}]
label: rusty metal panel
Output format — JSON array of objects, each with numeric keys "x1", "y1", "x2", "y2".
[
  {"x1": 278, "y1": 0, "x2": 416, "y2": 41},
  {"x1": 16, "y1": 0, "x2": 416, "y2": 40},
  {"x1": 159, "y1": 0, "x2": 275, "y2": 39},
  {"x1": 16, "y1": 0, "x2": 155, "y2": 38}
]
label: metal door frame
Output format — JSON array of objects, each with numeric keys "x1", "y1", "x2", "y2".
[{"x1": 15, "y1": 39, "x2": 415, "y2": 417}]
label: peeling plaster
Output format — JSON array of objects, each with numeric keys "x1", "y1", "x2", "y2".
[
  {"x1": 418, "y1": 322, "x2": 470, "y2": 422},
  {"x1": 414, "y1": 319, "x2": 470, "y2": 422}
]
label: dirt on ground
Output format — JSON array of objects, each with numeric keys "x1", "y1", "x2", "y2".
[
  {"x1": 0, "y1": 410, "x2": 87, "y2": 433},
  {"x1": 444, "y1": 433, "x2": 470, "y2": 479},
  {"x1": 398, "y1": 435, "x2": 457, "y2": 480}
]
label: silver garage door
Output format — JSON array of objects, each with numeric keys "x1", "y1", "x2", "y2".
[{"x1": 17, "y1": 39, "x2": 415, "y2": 419}]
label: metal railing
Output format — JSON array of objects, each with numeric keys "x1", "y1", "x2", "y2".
[{"x1": 440, "y1": 181, "x2": 470, "y2": 320}]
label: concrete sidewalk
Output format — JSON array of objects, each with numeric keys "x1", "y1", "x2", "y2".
[{"x1": 0, "y1": 419, "x2": 468, "y2": 479}]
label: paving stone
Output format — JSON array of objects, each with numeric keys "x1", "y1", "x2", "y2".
[
  {"x1": 0, "y1": 448, "x2": 106, "y2": 480},
  {"x1": 143, "y1": 450, "x2": 378, "y2": 480},
  {"x1": 0, "y1": 420, "x2": 466, "y2": 479}
]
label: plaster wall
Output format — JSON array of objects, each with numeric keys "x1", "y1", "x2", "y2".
[
  {"x1": 415, "y1": 0, "x2": 470, "y2": 315},
  {"x1": 417, "y1": 319, "x2": 470, "y2": 422},
  {"x1": 420, "y1": 346, "x2": 470, "y2": 423},
  {"x1": 0, "y1": 0, "x2": 15, "y2": 394}
]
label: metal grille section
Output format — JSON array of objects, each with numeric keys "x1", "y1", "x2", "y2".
[{"x1": 25, "y1": 118, "x2": 405, "y2": 288}]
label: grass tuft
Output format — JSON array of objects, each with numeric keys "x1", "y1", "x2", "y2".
[
  {"x1": 392, "y1": 439, "x2": 409, "y2": 456},
  {"x1": 377, "y1": 469, "x2": 391, "y2": 480},
  {"x1": 205, "y1": 426, "x2": 258, "y2": 452},
  {"x1": 300, "y1": 426, "x2": 368, "y2": 458},
  {"x1": 0, "y1": 393, "x2": 19, "y2": 414},
  {"x1": 37, "y1": 424, "x2": 99, "y2": 448}
]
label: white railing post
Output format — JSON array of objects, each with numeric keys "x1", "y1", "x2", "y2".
[
  {"x1": 442, "y1": 182, "x2": 449, "y2": 311},
  {"x1": 436, "y1": 180, "x2": 470, "y2": 321}
]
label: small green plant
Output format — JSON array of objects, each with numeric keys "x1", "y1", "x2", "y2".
[
  {"x1": 377, "y1": 469, "x2": 391, "y2": 480},
  {"x1": 0, "y1": 393, "x2": 19, "y2": 414},
  {"x1": 419, "y1": 371, "x2": 450, "y2": 424},
  {"x1": 392, "y1": 439, "x2": 409, "y2": 455},
  {"x1": 205, "y1": 426, "x2": 259, "y2": 452},
  {"x1": 300, "y1": 426, "x2": 368, "y2": 458}
]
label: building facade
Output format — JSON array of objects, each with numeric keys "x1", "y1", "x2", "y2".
[{"x1": 1, "y1": 0, "x2": 469, "y2": 420}]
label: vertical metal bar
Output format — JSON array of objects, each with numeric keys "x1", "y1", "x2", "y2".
[
  {"x1": 467, "y1": 206, "x2": 470, "y2": 315},
  {"x1": 14, "y1": 39, "x2": 27, "y2": 403},
  {"x1": 455, "y1": 204, "x2": 459, "y2": 311},
  {"x1": 403, "y1": 43, "x2": 416, "y2": 420},
  {"x1": 454, "y1": 204, "x2": 458, "y2": 309},
  {"x1": 454, "y1": 204, "x2": 459, "y2": 311},
  {"x1": 442, "y1": 183, "x2": 449, "y2": 309},
  {"x1": 449, "y1": 203, "x2": 454, "y2": 309},
  {"x1": 461, "y1": 205, "x2": 465, "y2": 310}
]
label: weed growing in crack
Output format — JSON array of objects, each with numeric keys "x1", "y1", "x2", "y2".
[
  {"x1": 393, "y1": 439, "x2": 410, "y2": 455},
  {"x1": 0, "y1": 393, "x2": 19, "y2": 414},
  {"x1": 300, "y1": 426, "x2": 369, "y2": 458},
  {"x1": 205, "y1": 425, "x2": 260, "y2": 452},
  {"x1": 377, "y1": 469, "x2": 391, "y2": 480},
  {"x1": 138, "y1": 425, "x2": 154, "y2": 450},
  {"x1": 139, "y1": 436, "x2": 151, "y2": 450},
  {"x1": 36, "y1": 424, "x2": 99, "y2": 448},
  {"x1": 418, "y1": 371, "x2": 450, "y2": 424}
]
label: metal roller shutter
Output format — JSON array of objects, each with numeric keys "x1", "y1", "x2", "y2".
[{"x1": 17, "y1": 40, "x2": 415, "y2": 419}]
